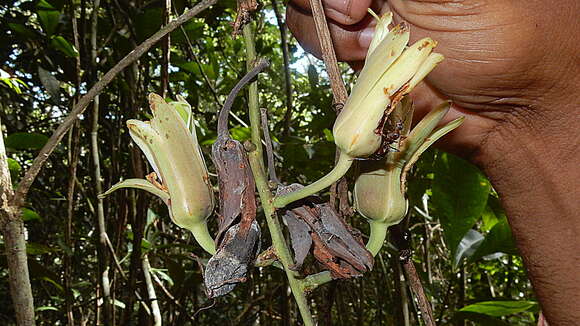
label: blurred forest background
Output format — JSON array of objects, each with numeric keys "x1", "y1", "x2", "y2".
[{"x1": 1, "y1": 0, "x2": 539, "y2": 324}]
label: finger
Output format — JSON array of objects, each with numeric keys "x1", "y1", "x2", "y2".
[
  {"x1": 289, "y1": 0, "x2": 373, "y2": 25},
  {"x1": 286, "y1": 3, "x2": 375, "y2": 62}
]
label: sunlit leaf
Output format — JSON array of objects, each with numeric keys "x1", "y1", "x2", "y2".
[
  {"x1": 22, "y1": 208, "x2": 42, "y2": 222},
  {"x1": 454, "y1": 229, "x2": 484, "y2": 268},
  {"x1": 230, "y1": 126, "x2": 252, "y2": 142},
  {"x1": 50, "y1": 36, "x2": 79, "y2": 57},
  {"x1": 459, "y1": 300, "x2": 538, "y2": 317},
  {"x1": 7, "y1": 158, "x2": 21, "y2": 178}
]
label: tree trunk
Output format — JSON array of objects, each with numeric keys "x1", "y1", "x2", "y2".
[{"x1": 0, "y1": 116, "x2": 36, "y2": 325}]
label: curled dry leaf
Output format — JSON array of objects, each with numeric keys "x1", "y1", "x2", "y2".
[
  {"x1": 204, "y1": 59, "x2": 269, "y2": 298},
  {"x1": 277, "y1": 184, "x2": 374, "y2": 279}
]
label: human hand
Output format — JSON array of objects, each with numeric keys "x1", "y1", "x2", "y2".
[{"x1": 286, "y1": 0, "x2": 579, "y2": 161}]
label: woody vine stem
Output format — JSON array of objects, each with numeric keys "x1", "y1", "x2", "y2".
[{"x1": 242, "y1": 23, "x2": 316, "y2": 326}]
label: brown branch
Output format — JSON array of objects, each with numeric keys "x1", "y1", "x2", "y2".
[
  {"x1": 11, "y1": 0, "x2": 217, "y2": 208},
  {"x1": 307, "y1": 0, "x2": 350, "y2": 214},
  {"x1": 402, "y1": 260, "x2": 436, "y2": 326},
  {"x1": 217, "y1": 59, "x2": 270, "y2": 136},
  {"x1": 307, "y1": 0, "x2": 348, "y2": 104},
  {"x1": 161, "y1": 0, "x2": 172, "y2": 97},
  {"x1": 65, "y1": 124, "x2": 80, "y2": 326},
  {"x1": 392, "y1": 225, "x2": 436, "y2": 326}
]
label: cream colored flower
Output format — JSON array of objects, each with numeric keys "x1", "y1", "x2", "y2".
[{"x1": 101, "y1": 94, "x2": 215, "y2": 254}]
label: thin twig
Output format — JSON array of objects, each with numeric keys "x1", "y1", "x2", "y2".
[
  {"x1": 392, "y1": 225, "x2": 436, "y2": 326},
  {"x1": 402, "y1": 260, "x2": 436, "y2": 326},
  {"x1": 142, "y1": 254, "x2": 162, "y2": 326},
  {"x1": 151, "y1": 272, "x2": 196, "y2": 323},
  {"x1": 11, "y1": 0, "x2": 217, "y2": 207},
  {"x1": 65, "y1": 124, "x2": 80, "y2": 326},
  {"x1": 161, "y1": 0, "x2": 172, "y2": 97},
  {"x1": 260, "y1": 108, "x2": 280, "y2": 184},
  {"x1": 217, "y1": 59, "x2": 270, "y2": 136},
  {"x1": 271, "y1": 0, "x2": 294, "y2": 137},
  {"x1": 306, "y1": 0, "x2": 348, "y2": 104}
]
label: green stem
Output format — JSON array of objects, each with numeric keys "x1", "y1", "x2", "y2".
[
  {"x1": 302, "y1": 271, "x2": 332, "y2": 292},
  {"x1": 366, "y1": 220, "x2": 389, "y2": 256},
  {"x1": 242, "y1": 24, "x2": 315, "y2": 326},
  {"x1": 189, "y1": 222, "x2": 216, "y2": 255},
  {"x1": 273, "y1": 152, "x2": 353, "y2": 208}
]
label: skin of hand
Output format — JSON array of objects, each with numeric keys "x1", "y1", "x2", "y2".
[{"x1": 286, "y1": 0, "x2": 580, "y2": 324}]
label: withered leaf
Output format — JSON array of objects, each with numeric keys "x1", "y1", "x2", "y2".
[
  {"x1": 204, "y1": 59, "x2": 269, "y2": 297},
  {"x1": 212, "y1": 137, "x2": 256, "y2": 246},
  {"x1": 277, "y1": 184, "x2": 374, "y2": 279},
  {"x1": 204, "y1": 221, "x2": 260, "y2": 298}
]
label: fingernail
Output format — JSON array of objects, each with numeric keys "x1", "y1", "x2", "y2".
[{"x1": 358, "y1": 26, "x2": 375, "y2": 50}]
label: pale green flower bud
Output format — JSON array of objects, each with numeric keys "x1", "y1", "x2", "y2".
[
  {"x1": 101, "y1": 94, "x2": 216, "y2": 254},
  {"x1": 354, "y1": 101, "x2": 464, "y2": 256}
]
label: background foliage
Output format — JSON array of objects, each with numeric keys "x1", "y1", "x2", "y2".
[{"x1": 1, "y1": 0, "x2": 537, "y2": 324}]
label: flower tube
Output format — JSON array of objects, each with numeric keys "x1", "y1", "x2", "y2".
[{"x1": 101, "y1": 94, "x2": 216, "y2": 254}]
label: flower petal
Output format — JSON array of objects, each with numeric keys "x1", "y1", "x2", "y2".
[{"x1": 99, "y1": 178, "x2": 170, "y2": 203}]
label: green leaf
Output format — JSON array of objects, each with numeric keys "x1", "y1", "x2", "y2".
[
  {"x1": 7, "y1": 158, "x2": 21, "y2": 177},
  {"x1": 432, "y1": 153, "x2": 491, "y2": 259},
  {"x1": 22, "y1": 208, "x2": 42, "y2": 222},
  {"x1": 36, "y1": 0, "x2": 56, "y2": 9},
  {"x1": 37, "y1": 9, "x2": 60, "y2": 36},
  {"x1": 50, "y1": 36, "x2": 79, "y2": 57},
  {"x1": 7, "y1": 23, "x2": 37, "y2": 39},
  {"x1": 469, "y1": 218, "x2": 518, "y2": 262},
  {"x1": 481, "y1": 195, "x2": 506, "y2": 231},
  {"x1": 454, "y1": 229, "x2": 484, "y2": 268},
  {"x1": 230, "y1": 126, "x2": 252, "y2": 142},
  {"x1": 27, "y1": 242, "x2": 58, "y2": 255},
  {"x1": 5, "y1": 132, "x2": 49, "y2": 150},
  {"x1": 322, "y1": 128, "x2": 334, "y2": 141},
  {"x1": 459, "y1": 300, "x2": 539, "y2": 317}
]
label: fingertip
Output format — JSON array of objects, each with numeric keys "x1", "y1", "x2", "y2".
[
  {"x1": 290, "y1": 0, "x2": 373, "y2": 26},
  {"x1": 286, "y1": 3, "x2": 372, "y2": 62}
]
